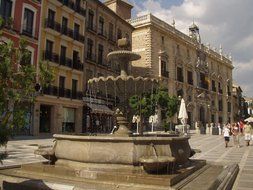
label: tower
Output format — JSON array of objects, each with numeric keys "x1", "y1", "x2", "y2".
[
  {"x1": 189, "y1": 22, "x2": 201, "y2": 43},
  {"x1": 104, "y1": 0, "x2": 133, "y2": 20}
]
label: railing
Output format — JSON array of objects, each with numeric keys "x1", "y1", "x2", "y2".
[
  {"x1": 108, "y1": 34, "x2": 116, "y2": 43},
  {"x1": 188, "y1": 79, "x2": 193, "y2": 85},
  {"x1": 43, "y1": 51, "x2": 83, "y2": 71},
  {"x1": 21, "y1": 25, "x2": 37, "y2": 39},
  {"x1": 162, "y1": 71, "x2": 169, "y2": 78},
  {"x1": 43, "y1": 85, "x2": 83, "y2": 100},
  {"x1": 177, "y1": 76, "x2": 184, "y2": 83},
  {"x1": 86, "y1": 23, "x2": 96, "y2": 33},
  {"x1": 86, "y1": 53, "x2": 96, "y2": 63},
  {"x1": 98, "y1": 28, "x2": 107, "y2": 38},
  {"x1": 45, "y1": 19, "x2": 85, "y2": 43},
  {"x1": 57, "y1": 0, "x2": 86, "y2": 17}
]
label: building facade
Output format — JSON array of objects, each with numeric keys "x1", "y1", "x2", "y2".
[
  {"x1": 33, "y1": 0, "x2": 86, "y2": 136},
  {"x1": 82, "y1": 0, "x2": 134, "y2": 133},
  {"x1": 129, "y1": 14, "x2": 234, "y2": 128},
  {"x1": 0, "y1": 0, "x2": 41, "y2": 134}
]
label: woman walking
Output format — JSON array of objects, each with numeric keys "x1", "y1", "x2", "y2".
[
  {"x1": 244, "y1": 121, "x2": 252, "y2": 146},
  {"x1": 223, "y1": 124, "x2": 231, "y2": 148},
  {"x1": 232, "y1": 123, "x2": 240, "y2": 148}
]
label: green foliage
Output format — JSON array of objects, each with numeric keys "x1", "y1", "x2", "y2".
[
  {"x1": 129, "y1": 94, "x2": 155, "y2": 118},
  {"x1": 0, "y1": 30, "x2": 53, "y2": 146},
  {"x1": 129, "y1": 88, "x2": 179, "y2": 131},
  {"x1": 39, "y1": 61, "x2": 54, "y2": 88}
]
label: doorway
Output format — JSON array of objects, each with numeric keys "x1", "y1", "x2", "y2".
[{"x1": 39, "y1": 105, "x2": 51, "y2": 133}]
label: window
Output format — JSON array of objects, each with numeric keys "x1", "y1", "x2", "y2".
[
  {"x1": 87, "y1": 38, "x2": 93, "y2": 60},
  {"x1": 218, "y1": 82, "x2": 222, "y2": 94},
  {"x1": 88, "y1": 10, "x2": 94, "y2": 30},
  {"x1": 219, "y1": 99, "x2": 223, "y2": 111},
  {"x1": 60, "y1": 46, "x2": 67, "y2": 65},
  {"x1": 161, "y1": 36, "x2": 164, "y2": 45},
  {"x1": 212, "y1": 80, "x2": 216, "y2": 92},
  {"x1": 23, "y1": 8, "x2": 34, "y2": 36},
  {"x1": 59, "y1": 76, "x2": 65, "y2": 97},
  {"x1": 109, "y1": 23, "x2": 114, "y2": 40},
  {"x1": 74, "y1": 23, "x2": 80, "y2": 40},
  {"x1": 161, "y1": 60, "x2": 168, "y2": 77},
  {"x1": 62, "y1": 108, "x2": 75, "y2": 133},
  {"x1": 98, "y1": 44, "x2": 103, "y2": 65},
  {"x1": 117, "y1": 28, "x2": 122, "y2": 40},
  {"x1": 45, "y1": 40, "x2": 53, "y2": 60},
  {"x1": 0, "y1": 0, "x2": 12, "y2": 19},
  {"x1": 59, "y1": 76, "x2": 65, "y2": 89},
  {"x1": 177, "y1": 67, "x2": 183, "y2": 82},
  {"x1": 98, "y1": 17, "x2": 104, "y2": 35},
  {"x1": 47, "y1": 9, "x2": 55, "y2": 28},
  {"x1": 73, "y1": 50, "x2": 79, "y2": 64},
  {"x1": 187, "y1": 71, "x2": 193, "y2": 85},
  {"x1": 61, "y1": 17, "x2": 68, "y2": 35},
  {"x1": 228, "y1": 102, "x2": 231, "y2": 112},
  {"x1": 72, "y1": 79, "x2": 78, "y2": 99},
  {"x1": 199, "y1": 73, "x2": 208, "y2": 89}
]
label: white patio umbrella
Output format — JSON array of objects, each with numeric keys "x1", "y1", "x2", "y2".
[
  {"x1": 245, "y1": 117, "x2": 253, "y2": 123},
  {"x1": 178, "y1": 98, "x2": 188, "y2": 133}
]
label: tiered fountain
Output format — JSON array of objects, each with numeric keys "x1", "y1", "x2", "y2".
[{"x1": 0, "y1": 39, "x2": 239, "y2": 190}]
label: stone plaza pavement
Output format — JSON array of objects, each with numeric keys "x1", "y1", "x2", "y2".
[{"x1": 0, "y1": 133, "x2": 252, "y2": 189}]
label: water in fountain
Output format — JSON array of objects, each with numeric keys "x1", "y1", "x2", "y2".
[{"x1": 88, "y1": 38, "x2": 159, "y2": 136}]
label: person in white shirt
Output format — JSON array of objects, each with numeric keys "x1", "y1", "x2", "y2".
[{"x1": 223, "y1": 125, "x2": 230, "y2": 148}]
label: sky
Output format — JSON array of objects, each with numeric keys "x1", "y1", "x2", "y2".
[{"x1": 105, "y1": 0, "x2": 253, "y2": 97}]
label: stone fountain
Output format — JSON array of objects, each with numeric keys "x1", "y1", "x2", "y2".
[{"x1": 0, "y1": 39, "x2": 239, "y2": 190}]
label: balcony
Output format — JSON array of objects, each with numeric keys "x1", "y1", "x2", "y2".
[
  {"x1": 43, "y1": 51, "x2": 83, "y2": 71},
  {"x1": 57, "y1": 0, "x2": 86, "y2": 17},
  {"x1": 43, "y1": 85, "x2": 83, "y2": 100},
  {"x1": 45, "y1": 19, "x2": 85, "y2": 43},
  {"x1": 86, "y1": 53, "x2": 96, "y2": 63},
  {"x1": 86, "y1": 24, "x2": 96, "y2": 33},
  {"x1": 21, "y1": 25, "x2": 37, "y2": 39},
  {"x1": 98, "y1": 29, "x2": 107, "y2": 39},
  {"x1": 108, "y1": 34, "x2": 116, "y2": 44},
  {"x1": 198, "y1": 83, "x2": 208, "y2": 90},
  {"x1": 177, "y1": 76, "x2": 184, "y2": 83},
  {"x1": 97, "y1": 58, "x2": 109, "y2": 68},
  {"x1": 188, "y1": 79, "x2": 193, "y2": 85},
  {"x1": 161, "y1": 70, "x2": 169, "y2": 78}
]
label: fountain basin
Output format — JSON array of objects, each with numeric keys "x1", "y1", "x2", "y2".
[{"x1": 53, "y1": 134, "x2": 192, "y2": 167}]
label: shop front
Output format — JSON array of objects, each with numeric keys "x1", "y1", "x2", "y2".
[{"x1": 83, "y1": 98, "x2": 115, "y2": 134}]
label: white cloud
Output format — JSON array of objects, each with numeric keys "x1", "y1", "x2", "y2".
[{"x1": 133, "y1": 0, "x2": 253, "y2": 97}]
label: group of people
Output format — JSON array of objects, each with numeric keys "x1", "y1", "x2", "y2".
[{"x1": 223, "y1": 121, "x2": 252, "y2": 148}]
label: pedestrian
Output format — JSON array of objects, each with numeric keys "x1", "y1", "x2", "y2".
[
  {"x1": 223, "y1": 124, "x2": 230, "y2": 148},
  {"x1": 244, "y1": 121, "x2": 252, "y2": 146},
  {"x1": 238, "y1": 120, "x2": 244, "y2": 134},
  {"x1": 218, "y1": 123, "x2": 222, "y2": 135},
  {"x1": 232, "y1": 123, "x2": 240, "y2": 148}
]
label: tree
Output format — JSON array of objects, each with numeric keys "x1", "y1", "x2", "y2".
[
  {"x1": 129, "y1": 88, "x2": 179, "y2": 132},
  {"x1": 0, "y1": 18, "x2": 54, "y2": 147},
  {"x1": 129, "y1": 93, "x2": 156, "y2": 134},
  {"x1": 155, "y1": 88, "x2": 179, "y2": 131}
]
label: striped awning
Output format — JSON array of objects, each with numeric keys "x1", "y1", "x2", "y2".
[{"x1": 87, "y1": 103, "x2": 114, "y2": 115}]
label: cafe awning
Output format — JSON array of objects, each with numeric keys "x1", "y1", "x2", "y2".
[{"x1": 87, "y1": 103, "x2": 114, "y2": 115}]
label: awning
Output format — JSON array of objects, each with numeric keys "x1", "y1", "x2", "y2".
[{"x1": 87, "y1": 103, "x2": 114, "y2": 115}]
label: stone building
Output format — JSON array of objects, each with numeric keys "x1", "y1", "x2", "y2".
[
  {"x1": 34, "y1": 0, "x2": 86, "y2": 136},
  {"x1": 82, "y1": 0, "x2": 134, "y2": 133},
  {"x1": 129, "y1": 14, "x2": 234, "y2": 128},
  {"x1": 245, "y1": 97, "x2": 253, "y2": 116},
  {"x1": 0, "y1": 0, "x2": 42, "y2": 134}
]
